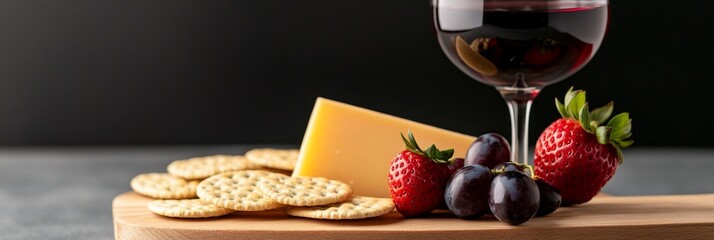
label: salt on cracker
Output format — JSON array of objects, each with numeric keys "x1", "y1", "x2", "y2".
[
  {"x1": 148, "y1": 199, "x2": 235, "y2": 218},
  {"x1": 287, "y1": 196, "x2": 395, "y2": 220},
  {"x1": 245, "y1": 148, "x2": 299, "y2": 171},
  {"x1": 196, "y1": 170, "x2": 285, "y2": 211},
  {"x1": 167, "y1": 155, "x2": 253, "y2": 180},
  {"x1": 130, "y1": 173, "x2": 199, "y2": 199},
  {"x1": 258, "y1": 174, "x2": 352, "y2": 207}
]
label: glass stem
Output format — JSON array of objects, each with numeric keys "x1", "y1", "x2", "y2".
[
  {"x1": 498, "y1": 87, "x2": 538, "y2": 166},
  {"x1": 505, "y1": 98, "x2": 532, "y2": 165}
]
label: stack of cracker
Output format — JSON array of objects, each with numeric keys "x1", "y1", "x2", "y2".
[{"x1": 129, "y1": 148, "x2": 395, "y2": 220}]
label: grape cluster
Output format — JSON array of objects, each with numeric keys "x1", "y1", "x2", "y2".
[{"x1": 444, "y1": 133, "x2": 561, "y2": 225}]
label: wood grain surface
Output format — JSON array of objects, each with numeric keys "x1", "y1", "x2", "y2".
[{"x1": 113, "y1": 191, "x2": 714, "y2": 240}]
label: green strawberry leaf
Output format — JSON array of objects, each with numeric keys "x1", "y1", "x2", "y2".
[
  {"x1": 401, "y1": 130, "x2": 424, "y2": 154},
  {"x1": 556, "y1": 98, "x2": 569, "y2": 118},
  {"x1": 408, "y1": 131, "x2": 422, "y2": 151},
  {"x1": 595, "y1": 126, "x2": 612, "y2": 145},
  {"x1": 590, "y1": 101, "x2": 614, "y2": 125},
  {"x1": 579, "y1": 103, "x2": 593, "y2": 133},
  {"x1": 607, "y1": 112, "x2": 630, "y2": 129},
  {"x1": 564, "y1": 87, "x2": 577, "y2": 106},
  {"x1": 618, "y1": 132, "x2": 633, "y2": 140},
  {"x1": 615, "y1": 145, "x2": 624, "y2": 164},
  {"x1": 401, "y1": 130, "x2": 453, "y2": 163},
  {"x1": 614, "y1": 139, "x2": 634, "y2": 148},
  {"x1": 605, "y1": 113, "x2": 633, "y2": 151},
  {"x1": 427, "y1": 144, "x2": 454, "y2": 163},
  {"x1": 611, "y1": 119, "x2": 632, "y2": 140},
  {"x1": 441, "y1": 149, "x2": 454, "y2": 159},
  {"x1": 612, "y1": 123, "x2": 632, "y2": 140},
  {"x1": 425, "y1": 144, "x2": 452, "y2": 163},
  {"x1": 425, "y1": 144, "x2": 437, "y2": 157},
  {"x1": 566, "y1": 91, "x2": 586, "y2": 120},
  {"x1": 427, "y1": 145, "x2": 454, "y2": 162}
]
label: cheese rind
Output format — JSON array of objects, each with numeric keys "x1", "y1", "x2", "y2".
[{"x1": 293, "y1": 98, "x2": 476, "y2": 198}]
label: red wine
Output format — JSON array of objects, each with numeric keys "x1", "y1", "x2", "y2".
[{"x1": 434, "y1": 1, "x2": 608, "y2": 88}]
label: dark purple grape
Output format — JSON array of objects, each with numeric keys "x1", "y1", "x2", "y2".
[
  {"x1": 444, "y1": 165, "x2": 492, "y2": 219},
  {"x1": 448, "y1": 158, "x2": 465, "y2": 174},
  {"x1": 535, "y1": 179, "x2": 561, "y2": 217},
  {"x1": 438, "y1": 157, "x2": 466, "y2": 210},
  {"x1": 489, "y1": 171, "x2": 540, "y2": 225},
  {"x1": 464, "y1": 133, "x2": 511, "y2": 169}
]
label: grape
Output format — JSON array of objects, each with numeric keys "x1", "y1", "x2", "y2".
[
  {"x1": 436, "y1": 158, "x2": 467, "y2": 210},
  {"x1": 448, "y1": 158, "x2": 465, "y2": 174},
  {"x1": 444, "y1": 165, "x2": 492, "y2": 219},
  {"x1": 489, "y1": 171, "x2": 540, "y2": 225},
  {"x1": 535, "y1": 179, "x2": 562, "y2": 217},
  {"x1": 464, "y1": 133, "x2": 511, "y2": 169}
]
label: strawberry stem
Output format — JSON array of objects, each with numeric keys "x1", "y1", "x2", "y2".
[
  {"x1": 490, "y1": 162, "x2": 536, "y2": 179},
  {"x1": 555, "y1": 87, "x2": 634, "y2": 163},
  {"x1": 524, "y1": 164, "x2": 535, "y2": 179},
  {"x1": 401, "y1": 130, "x2": 453, "y2": 164}
]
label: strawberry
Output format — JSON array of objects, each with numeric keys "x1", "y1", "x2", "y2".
[
  {"x1": 388, "y1": 131, "x2": 456, "y2": 217},
  {"x1": 525, "y1": 39, "x2": 562, "y2": 67},
  {"x1": 534, "y1": 87, "x2": 633, "y2": 206}
]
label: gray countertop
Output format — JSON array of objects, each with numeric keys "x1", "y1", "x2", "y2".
[{"x1": 0, "y1": 146, "x2": 712, "y2": 240}]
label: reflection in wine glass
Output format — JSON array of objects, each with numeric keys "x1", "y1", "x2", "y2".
[{"x1": 433, "y1": 0, "x2": 609, "y2": 165}]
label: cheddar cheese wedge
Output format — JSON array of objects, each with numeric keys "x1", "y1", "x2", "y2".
[{"x1": 293, "y1": 98, "x2": 476, "y2": 198}]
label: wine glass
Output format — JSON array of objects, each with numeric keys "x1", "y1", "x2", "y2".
[{"x1": 433, "y1": 0, "x2": 609, "y2": 165}]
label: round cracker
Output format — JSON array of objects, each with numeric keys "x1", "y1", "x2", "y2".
[
  {"x1": 148, "y1": 199, "x2": 235, "y2": 218},
  {"x1": 258, "y1": 174, "x2": 352, "y2": 207},
  {"x1": 245, "y1": 148, "x2": 299, "y2": 171},
  {"x1": 287, "y1": 196, "x2": 395, "y2": 220},
  {"x1": 130, "y1": 173, "x2": 199, "y2": 199},
  {"x1": 196, "y1": 170, "x2": 285, "y2": 211},
  {"x1": 167, "y1": 155, "x2": 253, "y2": 180}
]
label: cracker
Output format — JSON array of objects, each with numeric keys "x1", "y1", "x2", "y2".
[
  {"x1": 245, "y1": 148, "x2": 299, "y2": 171},
  {"x1": 258, "y1": 174, "x2": 352, "y2": 206},
  {"x1": 130, "y1": 173, "x2": 199, "y2": 199},
  {"x1": 196, "y1": 170, "x2": 285, "y2": 211},
  {"x1": 148, "y1": 199, "x2": 235, "y2": 218},
  {"x1": 167, "y1": 155, "x2": 253, "y2": 180},
  {"x1": 286, "y1": 196, "x2": 395, "y2": 220}
]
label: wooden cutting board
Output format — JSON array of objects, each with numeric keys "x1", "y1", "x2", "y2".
[{"x1": 113, "y1": 191, "x2": 714, "y2": 240}]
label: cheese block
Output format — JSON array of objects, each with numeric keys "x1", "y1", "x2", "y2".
[{"x1": 293, "y1": 98, "x2": 476, "y2": 198}]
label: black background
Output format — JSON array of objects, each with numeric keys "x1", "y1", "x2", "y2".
[{"x1": 0, "y1": 0, "x2": 712, "y2": 146}]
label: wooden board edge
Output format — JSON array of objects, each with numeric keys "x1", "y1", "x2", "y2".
[{"x1": 113, "y1": 191, "x2": 714, "y2": 240}]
